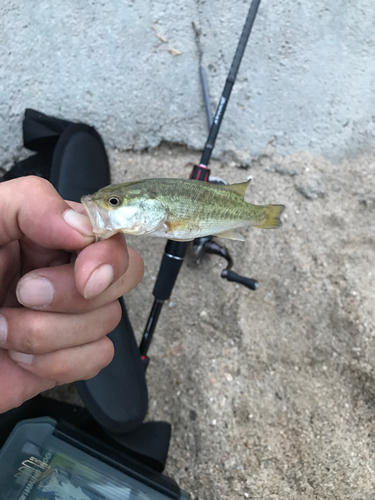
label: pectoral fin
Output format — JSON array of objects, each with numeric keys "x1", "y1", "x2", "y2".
[{"x1": 214, "y1": 229, "x2": 245, "y2": 241}]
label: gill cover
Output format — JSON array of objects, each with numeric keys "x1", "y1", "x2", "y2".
[{"x1": 81, "y1": 194, "x2": 167, "y2": 240}]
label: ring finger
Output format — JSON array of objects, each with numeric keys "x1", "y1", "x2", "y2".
[
  {"x1": 8, "y1": 336, "x2": 115, "y2": 384},
  {"x1": 1, "y1": 300, "x2": 121, "y2": 355}
]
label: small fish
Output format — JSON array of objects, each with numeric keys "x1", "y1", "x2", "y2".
[{"x1": 81, "y1": 178, "x2": 285, "y2": 241}]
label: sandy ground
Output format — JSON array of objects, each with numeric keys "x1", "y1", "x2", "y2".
[{"x1": 53, "y1": 144, "x2": 374, "y2": 499}]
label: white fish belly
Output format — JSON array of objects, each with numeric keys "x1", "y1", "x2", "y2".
[{"x1": 151, "y1": 219, "x2": 251, "y2": 241}]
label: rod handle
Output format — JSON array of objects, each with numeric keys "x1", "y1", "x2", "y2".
[{"x1": 153, "y1": 246, "x2": 186, "y2": 300}]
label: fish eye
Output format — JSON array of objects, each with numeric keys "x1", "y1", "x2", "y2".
[{"x1": 108, "y1": 195, "x2": 121, "y2": 207}]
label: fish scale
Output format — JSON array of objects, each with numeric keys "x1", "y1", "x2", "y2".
[{"x1": 139, "y1": 179, "x2": 261, "y2": 224}]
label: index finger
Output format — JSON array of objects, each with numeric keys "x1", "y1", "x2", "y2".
[{"x1": 0, "y1": 176, "x2": 94, "y2": 250}]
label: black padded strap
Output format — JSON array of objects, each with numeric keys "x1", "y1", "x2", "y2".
[
  {"x1": 23, "y1": 108, "x2": 72, "y2": 152},
  {"x1": 47, "y1": 119, "x2": 149, "y2": 432},
  {"x1": 75, "y1": 297, "x2": 149, "y2": 434},
  {"x1": 50, "y1": 122, "x2": 110, "y2": 201}
]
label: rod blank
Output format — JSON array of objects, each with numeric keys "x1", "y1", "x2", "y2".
[{"x1": 200, "y1": 0, "x2": 261, "y2": 167}]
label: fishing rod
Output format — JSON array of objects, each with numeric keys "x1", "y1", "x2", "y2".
[
  {"x1": 199, "y1": 0, "x2": 261, "y2": 169},
  {"x1": 139, "y1": 0, "x2": 262, "y2": 359},
  {"x1": 193, "y1": 65, "x2": 259, "y2": 289}
]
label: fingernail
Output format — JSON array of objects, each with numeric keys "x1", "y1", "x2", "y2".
[
  {"x1": 0, "y1": 315, "x2": 7, "y2": 345},
  {"x1": 63, "y1": 209, "x2": 94, "y2": 237},
  {"x1": 9, "y1": 351, "x2": 34, "y2": 365},
  {"x1": 16, "y1": 277, "x2": 54, "y2": 308},
  {"x1": 84, "y1": 264, "x2": 114, "y2": 299}
]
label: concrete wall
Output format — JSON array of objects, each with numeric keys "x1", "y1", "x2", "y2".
[{"x1": 1, "y1": 0, "x2": 375, "y2": 166}]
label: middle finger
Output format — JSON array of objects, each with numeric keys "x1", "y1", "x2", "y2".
[{"x1": 15, "y1": 247, "x2": 144, "y2": 313}]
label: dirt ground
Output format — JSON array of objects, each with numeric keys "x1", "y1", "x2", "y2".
[{"x1": 57, "y1": 143, "x2": 375, "y2": 499}]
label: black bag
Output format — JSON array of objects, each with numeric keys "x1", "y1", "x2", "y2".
[{"x1": 0, "y1": 109, "x2": 171, "y2": 473}]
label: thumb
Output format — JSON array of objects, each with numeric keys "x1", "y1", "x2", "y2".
[{"x1": 0, "y1": 176, "x2": 94, "y2": 250}]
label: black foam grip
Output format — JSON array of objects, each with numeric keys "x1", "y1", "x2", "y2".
[{"x1": 153, "y1": 254, "x2": 184, "y2": 301}]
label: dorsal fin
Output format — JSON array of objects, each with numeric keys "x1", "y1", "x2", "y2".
[{"x1": 224, "y1": 179, "x2": 251, "y2": 197}]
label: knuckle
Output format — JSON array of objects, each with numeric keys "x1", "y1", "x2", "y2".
[
  {"x1": 22, "y1": 175, "x2": 50, "y2": 192},
  {"x1": 118, "y1": 272, "x2": 131, "y2": 291},
  {"x1": 83, "y1": 338, "x2": 114, "y2": 380},
  {"x1": 47, "y1": 356, "x2": 71, "y2": 382},
  {"x1": 100, "y1": 337, "x2": 115, "y2": 366},
  {"x1": 0, "y1": 391, "x2": 19, "y2": 413},
  {"x1": 19, "y1": 315, "x2": 49, "y2": 354},
  {"x1": 106, "y1": 301, "x2": 122, "y2": 331},
  {"x1": 0, "y1": 380, "x2": 56, "y2": 413},
  {"x1": 45, "y1": 338, "x2": 114, "y2": 384}
]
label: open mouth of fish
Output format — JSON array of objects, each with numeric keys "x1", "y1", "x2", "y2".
[
  {"x1": 81, "y1": 194, "x2": 145, "y2": 240},
  {"x1": 81, "y1": 195, "x2": 111, "y2": 240}
]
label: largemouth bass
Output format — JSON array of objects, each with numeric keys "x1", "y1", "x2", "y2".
[{"x1": 81, "y1": 178, "x2": 285, "y2": 241}]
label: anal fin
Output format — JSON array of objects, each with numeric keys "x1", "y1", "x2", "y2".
[{"x1": 214, "y1": 229, "x2": 245, "y2": 241}]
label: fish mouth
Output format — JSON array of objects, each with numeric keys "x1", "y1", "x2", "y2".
[{"x1": 81, "y1": 195, "x2": 112, "y2": 240}]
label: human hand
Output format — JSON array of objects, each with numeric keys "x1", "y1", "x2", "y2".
[{"x1": 0, "y1": 176, "x2": 144, "y2": 413}]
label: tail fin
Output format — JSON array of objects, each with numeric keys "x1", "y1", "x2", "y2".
[{"x1": 256, "y1": 204, "x2": 285, "y2": 229}]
